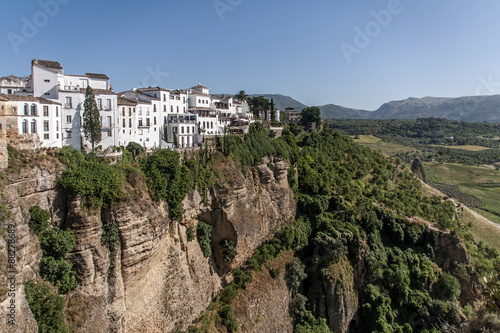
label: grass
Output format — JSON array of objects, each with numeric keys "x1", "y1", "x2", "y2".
[
  {"x1": 425, "y1": 162, "x2": 500, "y2": 225},
  {"x1": 352, "y1": 135, "x2": 417, "y2": 156},
  {"x1": 430, "y1": 145, "x2": 492, "y2": 151},
  {"x1": 459, "y1": 207, "x2": 500, "y2": 252}
]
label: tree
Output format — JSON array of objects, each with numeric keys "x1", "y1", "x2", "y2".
[
  {"x1": 301, "y1": 107, "x2": 322, "y2": 129},
  {"x1": 248, "y1": 96, "x2": 269, "y2": 120},
  {"x1": 235, "y1": 90, "x2": 248, "y2": 102},
  {"x1": 270, "y1": 98, "x2": 276, "y2": 122},
  {"x1": 82, "y1": 86, "x2": 101, "y2": 152}
]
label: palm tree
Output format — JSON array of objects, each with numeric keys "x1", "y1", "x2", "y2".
[{"x1": 235, "y1": 90, "x2": 248, "y2": 102}]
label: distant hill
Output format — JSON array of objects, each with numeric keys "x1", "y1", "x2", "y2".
[
  {"x1": 227, "y1": 93, "x2": 500, "y2": 122},
  {"x1": 249, "y1": 94, "x2": 307, "y2": 111},
  {"x1": 371, "y1": 95, "x2": 500, "y2": 122},
  {"x1": 318, "y1": 104, "x2": 371, "y2": 119}
]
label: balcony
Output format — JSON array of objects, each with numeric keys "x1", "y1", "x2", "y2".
[{"x1": 64, "y1": 104, "x2": 73, "y2": 109}]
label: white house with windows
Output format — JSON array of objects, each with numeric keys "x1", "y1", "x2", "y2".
[
  {"x1": 0, "y1": 94, "x2": 62, "y2": 148},
  {"x1": 118, "y1": 90, "x2": 161, "y2": 149},
  {"x1": 0, "y1": 76, "x2": 30, "y2": 95},
  {"x1": 31, "y1": 59, "x2": 118, "y2": 150}
]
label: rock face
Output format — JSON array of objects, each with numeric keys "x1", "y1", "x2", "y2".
[
  {"x1": 0, "y1": 155, "x2": 295, "y2": 332},
  {"x1": 411, "y1": 157, "x2": 427, "y2": 183}
]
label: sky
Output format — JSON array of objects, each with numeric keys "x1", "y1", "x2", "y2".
[{"x1": 1, "y1": 0, "x2": 500, "y2": 111}]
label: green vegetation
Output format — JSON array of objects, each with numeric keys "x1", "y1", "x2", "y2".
[
  {"x1": 139, "y1": 149, "x2": 190, "y2": 220},
  {"x1": 197, "y1": 221, "x2": 213, "y2": 258},
  {"x1": 82, "y1": 86, "x2": 102, "y2": 152},
  {"x1": 24, "y1": 280, "x2": 70, "y2": 333},
  {"x1": 301, "y1": 107, "x2": 322, "y2": 129},
  {"x1": 28, "y1": 206, "x2": 77, "y2": 294},
  {"x1": 57, "y1": 147, "x2": 123, "y2": 208}
]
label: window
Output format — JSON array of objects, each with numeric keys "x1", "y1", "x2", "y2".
[
  {"x1": 181, "y1": 127, "x2": 184, "y2": 134},
  {"x1": 30, "y1": 104, "x2": 37, "y2": 116},
  {"x1": 56, "y1": 121, "x2": 59, "y2": 131},
  {"x1": 97, "y1": 99, "x2": 102, "y2": 110},
  {"x1": 43, "y1": 121, "x2": 49, "y2": 131},
  {"x1": 44, "y1": 79, "x2": 50, "y2": 82},
  {"x1": 66, "y1": 115, "x2": 72, "y2": 123},
  {"x1": 164, "y1": 105, "x2": 166, "y2": 112},
  {"x1": 177, "y1": 106, "x2": 179, "y2": 113},
  {"x1": 65, "y1": 97, "x2": 72, "y2": 108},
  {"x1": 164, "y1": 116, "x2": 167, "y2": 124},
  {"x1": 129, "y1": 119, "x2": 132, "y2": 128},
  {"x1": 56, "y1": 133, "x2": 59, "y2": 139},
  {"x1": 67, "y1": 130, "x2": 72, "y2": 139},
  {"x1": 106, "y1": 99, "x2": 111, "y2": 110},
  {"x1": 171, "y1": 106, "x2": 173, "y2": 112},
  {"x1": 122, "y1": 119, "x2": 125, "y2": 128},
  {"x1": 146, "y1": 118, "x2": 150, "y2": 126},
  {"x1": 43, "y1": 106, "x2": 49, "y2": 117},
  {"x1": 154, "y1": 105, "x2": 157, "y2": 112},
  {"x1": 44, "y1": 93, "x2": 50, "y2": 96},
  {"x1": 163, "y1": 94, "x2": 166, "y2": 102},
  {"x1": 146, "y1": 110, "x2": 150, "y2": 116},
  {"x1": 44, "y1": 134, "x2": 49, "y2": 140},
  {"x1": 56, "y1": 107, "x2": 58, "y2": 117},
  {"x1": 138, "y1": 118, "x2": 143, "y2": 127},
  {"x1": 122, "y1": 107, "x2": 125, "y2": 116},
  {"x1": 107, "y1": 116, "x2": 112, "y2": 127},
  {"x1": 107, "y1": 131, "x2": 112, "y2": 137},
  {"x1": 24, "y1": 104, "x2": 29, "y2": 115},
  {"x1": 183, "y1": 97, "x2": 185, "y2": 103},
  {"x1": 187, "y1": 126, "x2": 189, "y2": 134},
  {"x1": 7, "y1": 89, "x2": 12, "y2": 95},
  {"x1": 129, "y1": 108, "x2": 132, "y2": 116},
  {"x1": 198, "y1": 99, "x2": 201, "y2": 103},
  {"x1": 31, "y1": 120, "x2": 37, "y2": 133},
  {"x1": 154, "y1": 117, "x2": 157, "y2": 125},
  {"x1": 183, "y1": 107, "x2": 185, "y2": 112},
  {"x1": 22, "y1": 120, "x2": 28, "y2": 133},
  {"x1": 138, "y1": 108, "x2": 142, "y2": 116}
]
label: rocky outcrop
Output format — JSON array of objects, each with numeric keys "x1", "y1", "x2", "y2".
[{"x1": 0, "y1": 154, "x2": 295, "y2": 333}]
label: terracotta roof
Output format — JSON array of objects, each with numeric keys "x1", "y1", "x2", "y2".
[
  {"x1": 118, "y1": 91, "x2": 159, "y2": 101},
  {"x1": 37, "y1": 97, "x2": 61, "y2": 105},
  {"x1": 191, "y1": 84, "x2": 209, "y2": 89},
  {"x1": 138, "y1": 86, "x2": 169, "y2": 92},
  {"x1": 0, "y1": 75, "x2": 28, "y2": 82},
  {"x1": 32, "y1": 59, "x2": 63, "y2": 70},
  {"x1": 79, "y1": 88, "x2": 115, "y2": 95},
  {"x1": 117, "y1": 96, "x2": 138, "y2": 106},
  {"x1": 0, "y1": 93, "x2": 38, "y2": 102},
  {"x1": 85, "y1": 73, "x2": 109, "y2": 80}
]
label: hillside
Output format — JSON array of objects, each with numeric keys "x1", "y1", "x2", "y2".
[
  {"x1": 1, "y1": 126, "x2": 499, "y2": 332},
  {"x1": 319, "y1": 103, "x2": 371, "y2": 119}
]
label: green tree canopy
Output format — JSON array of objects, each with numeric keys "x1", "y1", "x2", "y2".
[
  {"x1": 248, "y1": 96, "x2": 269, "y2": 119},
  {"x1": 83, "y1": 86, "x2": 102, "y2": 152},
  {"x1": 301, "y1": 107, "x2": 322, "y2": 129}
]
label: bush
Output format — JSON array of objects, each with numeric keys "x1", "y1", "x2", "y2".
[
  {"x1": 40, "y1": 228, "x2": 76, "y2": 260},
  {"x1": 139, "y1": 149, "x2": 190, "y2": 220},
  {"x1": 186, "y1": 226, "x2": 195, "y2": 242},
  {"x1": 221, "y1": 239, "x2": 237, "y2": 262},
  {"x1": 24, "y1": 280, "x2": 70, "y2": 333},
  {"x1": 197, "y1": 221, "x2": 213, "y2": 258},
  {"x1": 218, "y1": 304, "x2": 238, "y2": 332},
  {"x1": 28, "y1": 206, "x2": 51, "y2": 236},
  {"x1": 58, "y1": 148, "x2": 123, "y2": 208},
  {"x1": 433, "y1": 272, "x2": 461, "y2": 301},
  {"x1": 39, "y1": 257, "x2": 77, "y2": 294},
  {"x1": 286, "y1": 257, "x2": 307, "y2": 291}
]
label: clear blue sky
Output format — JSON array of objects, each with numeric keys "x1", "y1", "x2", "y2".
[{"x1": 1, "y1": 0, "x2": 499, "y2": 110}]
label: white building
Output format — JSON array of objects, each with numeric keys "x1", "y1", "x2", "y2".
[
  {"x1": 31, "y1": 59, "x2": 118, "y2": 151},
  {"x1": 0, "y1": 76, "x2": 30, "y2": 95}
]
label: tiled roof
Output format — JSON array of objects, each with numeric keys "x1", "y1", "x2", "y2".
[
  {"x1": 0, "y1": 75, "x2": 28, "y2": 82},
  {"x1": 0, "y1": 93, "x2": 38, "y2": 102},
  {"x1": 32, "y1": 59, "x2": 63, "y2": 70},
  {"x1": 79, "y1": 88, "x2": 115, "y2": 95},
  {"x1": 37, "y1": 97, "x2": 62, "y2": 105},
  {"x1": 191, "y1": 84, "x2": 209, "y2": 89},
  {"x1": 138, "y1": 86, "x2": 169, "y2": 92},
  {"x1": 117, "y1": 96, "x2": 138, "y2": 106},
  {"x1": 85, "y1": 73, "x2": 109, "y2": 80},
  {"x1": 119, "y1": 91, "x2": 160, "y2": 101}
]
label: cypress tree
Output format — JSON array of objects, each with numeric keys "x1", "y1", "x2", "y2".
[{"x1": 82, "y1": 86, "x2": 101, "y2": 152}]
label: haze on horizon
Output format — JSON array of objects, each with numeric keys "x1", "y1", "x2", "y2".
[{"x1": 1, "y1": 0, "x2": 499, "y2": 111}]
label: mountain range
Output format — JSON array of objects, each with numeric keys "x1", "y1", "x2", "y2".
[{"x1": 251, "y1": 94, "x2": 500, "y2": 122}]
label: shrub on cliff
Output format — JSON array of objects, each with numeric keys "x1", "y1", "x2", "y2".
[
  {"x1": 139, "y1": 149, "x2": 190, "y2": 220},
  {"x1": 58, "y1": 147, "x2": 123, "y2": 208}
]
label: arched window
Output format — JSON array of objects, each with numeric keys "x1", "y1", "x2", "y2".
[
  {"x1": 30, "y1": 104, "x2": 37, "y2": 116},
  {"x1": 31, "y1": 120, "x2": 37, "y2": 133},
  {"x1": 24, "y1": 104, "x2": 29, "y2": 115},
  {"x1": 22, "y1": 120, "x2": 28, "y2": 133}
]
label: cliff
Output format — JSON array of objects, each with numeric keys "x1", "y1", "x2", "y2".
[{"x1": 0, "y1": 154, "x2": 295, "y2": 332}]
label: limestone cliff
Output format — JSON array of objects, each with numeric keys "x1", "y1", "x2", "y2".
[{"x1": 0, "y1": 154, "x2": 295, "y2": 333}]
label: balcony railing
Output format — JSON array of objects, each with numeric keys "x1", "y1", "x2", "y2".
[{"x1": 64, "y1": 104, "x2": 73, "y2": 109}]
